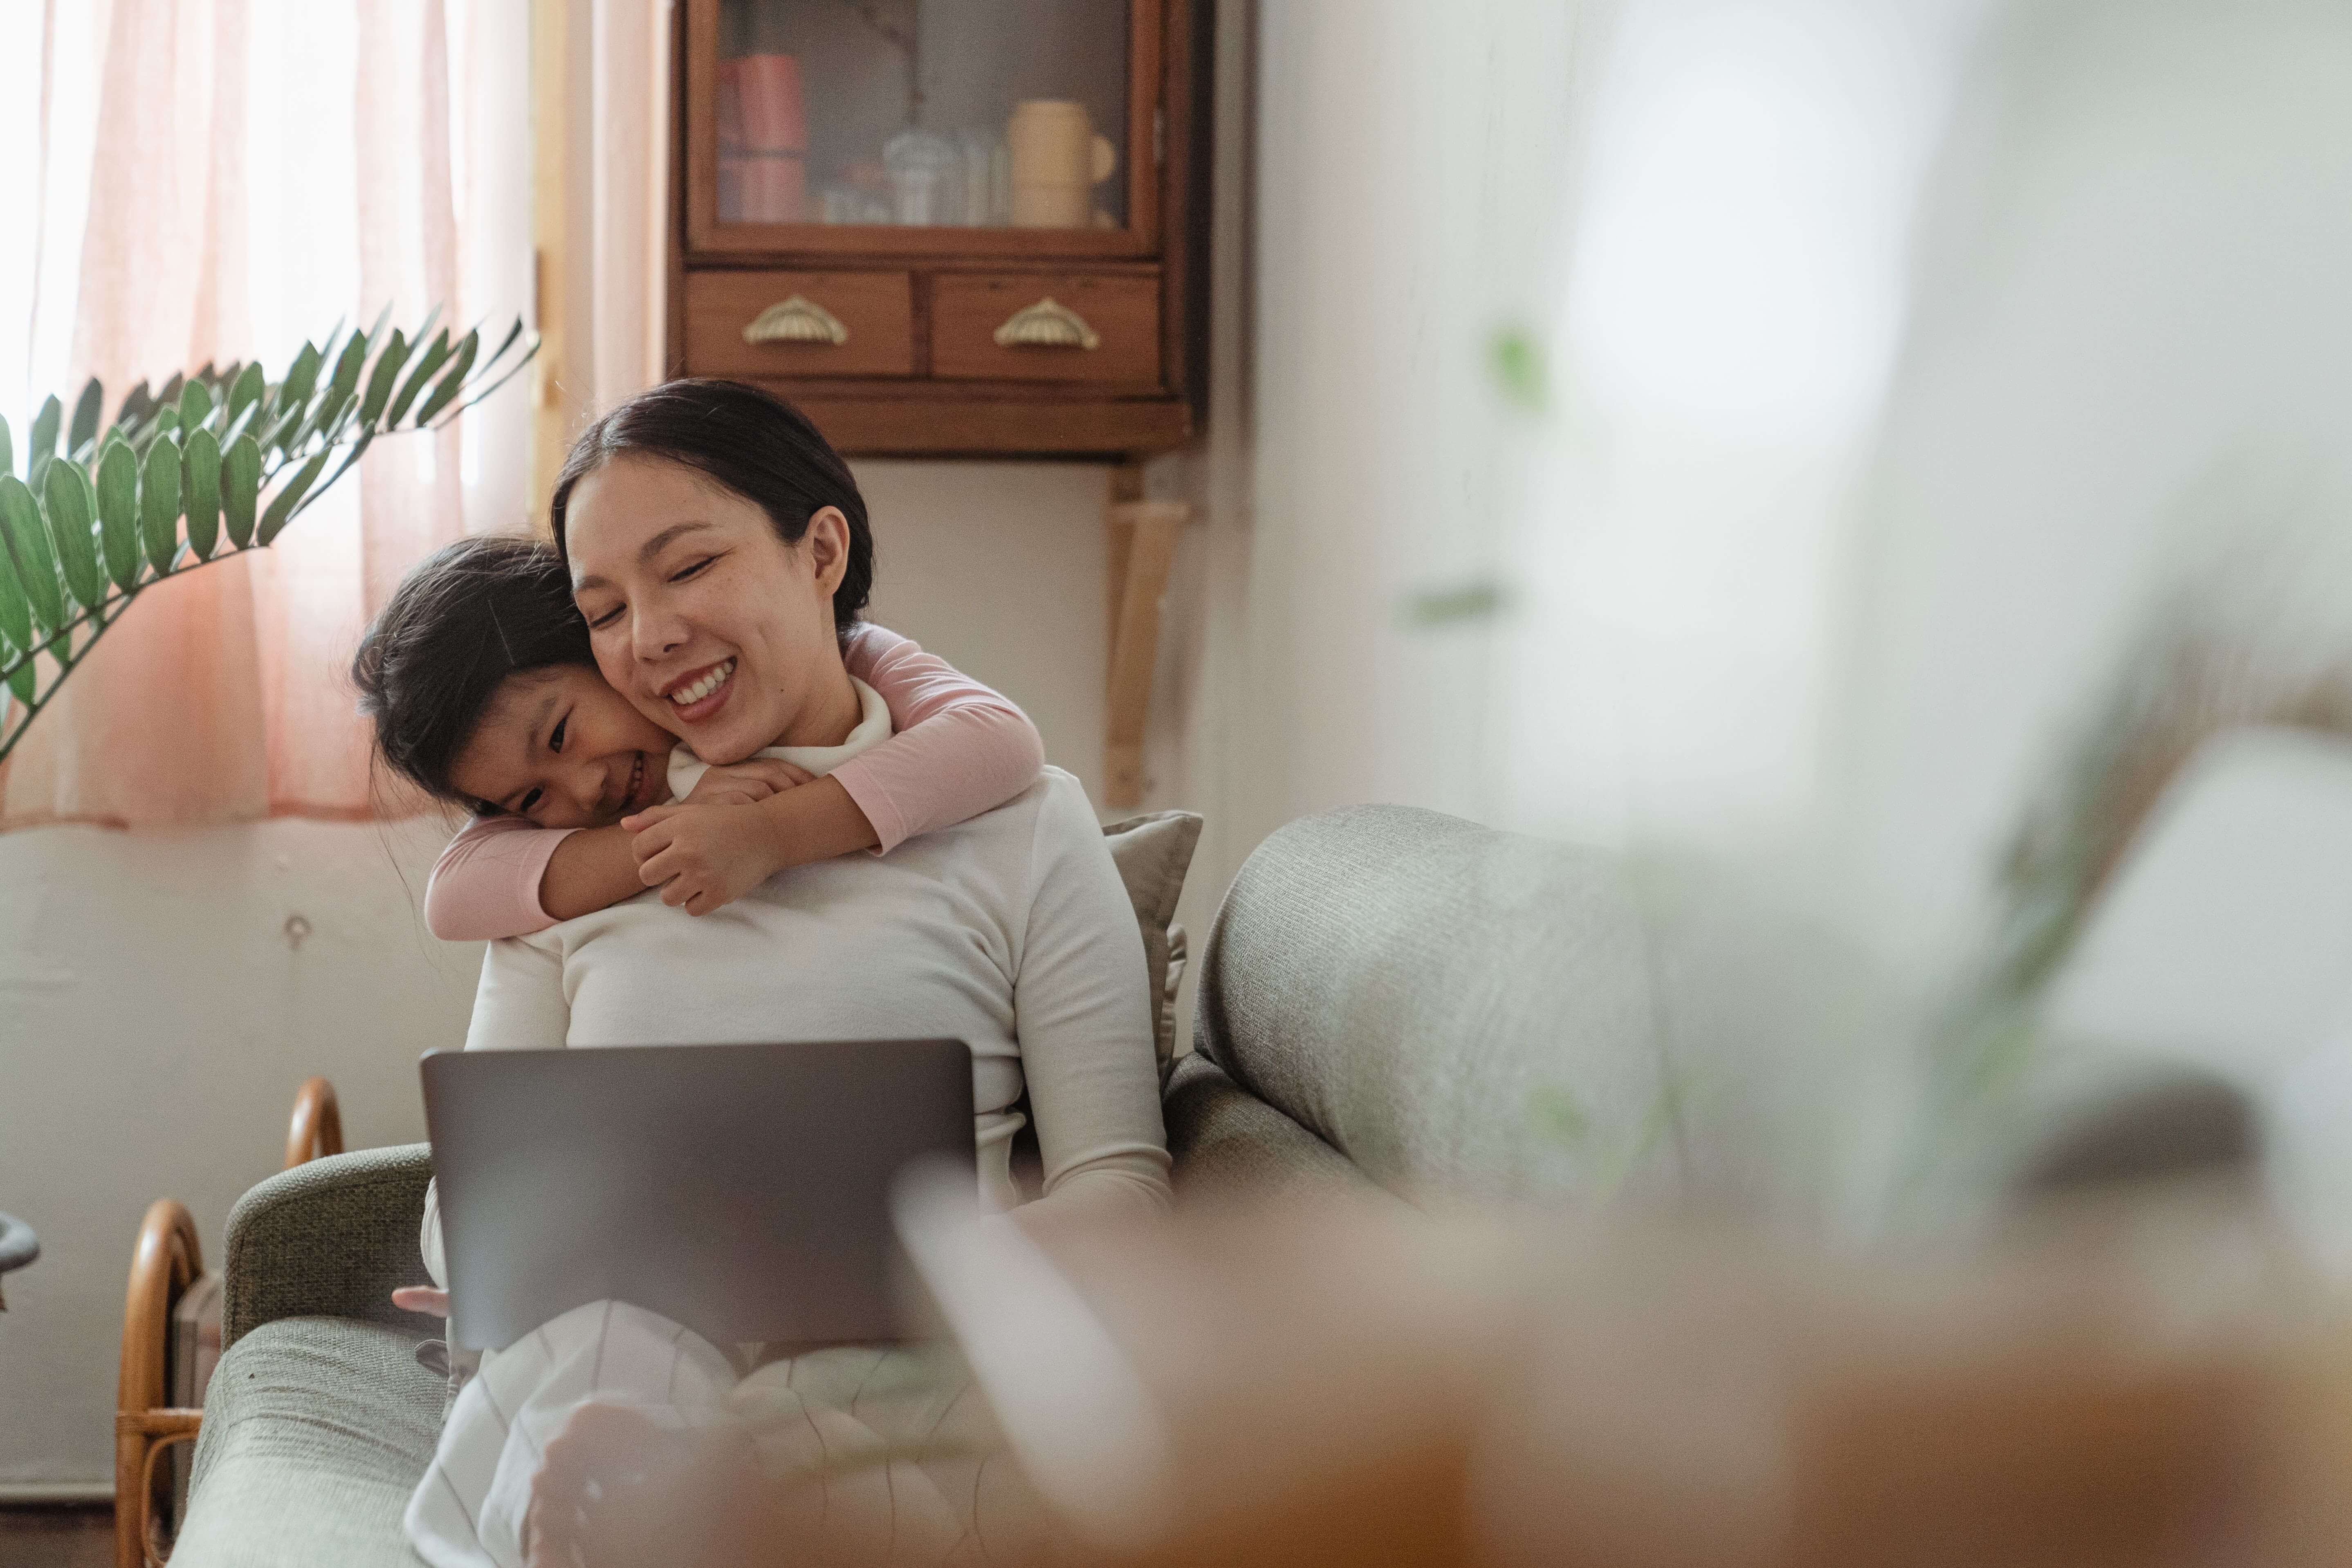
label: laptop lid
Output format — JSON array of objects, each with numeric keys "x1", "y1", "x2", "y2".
[{"x1": 420, "y1": 1040, "x2": 975, "y2": 1353}]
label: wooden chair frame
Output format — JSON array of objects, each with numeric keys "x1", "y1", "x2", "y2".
[{"x1": 116, "y1": 1077, "x2": 344, "y2": 1568}]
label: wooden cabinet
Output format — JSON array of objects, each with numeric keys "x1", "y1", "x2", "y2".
[{"x1": 668, "y1": 0, "x2": 1210, "y2": 458}]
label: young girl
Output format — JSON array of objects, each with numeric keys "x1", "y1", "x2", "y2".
[{"x1": 355, "y1": 535, "x2": 1044, "y2": 938}]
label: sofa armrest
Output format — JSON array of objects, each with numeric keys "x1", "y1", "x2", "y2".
[
  {"x1": 221, "y1": 1143, "x2": 435, "y2": 1350},
  {"x1": 1163, "y1": 1054, "x2": 1382, "y2": 1204}
]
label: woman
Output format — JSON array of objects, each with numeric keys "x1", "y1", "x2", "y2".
[{"x1": 398, "y1": 381, "x2": 1170, "y2": 1568}]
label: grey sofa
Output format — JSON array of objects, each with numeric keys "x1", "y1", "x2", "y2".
[{"x1": 163, "y1": 805, "x2": 1806, "y2": 1562}]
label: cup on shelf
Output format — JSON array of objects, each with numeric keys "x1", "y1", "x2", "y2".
[
  {"x1": 1007, "y1": 99, "x2": 1116, "y2": 228},
  {"x1": 884, "y1": 129, "x2": 961, "y2": 226},
  {"x1": 956, "y1": 128, "x2": 1011, "y2": 226}
]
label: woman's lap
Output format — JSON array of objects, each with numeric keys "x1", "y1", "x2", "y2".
[{"x1": 406, "y1": 1301, "x2": 1053, "y2": 1568}]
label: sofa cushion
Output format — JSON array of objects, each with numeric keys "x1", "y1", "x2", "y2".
[
  {"x1": 1104, "y1": 809, "x2": 1204, "y2": 1074},
  {"x1": 1194, "y1": 804, "x2": 1668, "y2": 1206},
  {"x1": 1162, "y1": 1052, "x2": 1381, "y2": 1202},
  {"x1": 173, "y1": 1316, "x2": 442, "y2": 1568}
]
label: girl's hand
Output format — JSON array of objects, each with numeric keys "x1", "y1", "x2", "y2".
[
  {"x1": 392, "y1": 1286, "x2": 450, "y2": 1318},
  {"x1": 624, "y1": 802, "x2": 786, "y2": 916},
  {"x1": 679, "y1": 758, "x2": 813, "y2": 809}
]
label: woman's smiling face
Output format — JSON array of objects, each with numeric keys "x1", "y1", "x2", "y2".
[{"x1": 563, "y1": 453, "x2": 851, "y2": 766}]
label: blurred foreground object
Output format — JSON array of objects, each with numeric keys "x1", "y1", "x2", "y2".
[{"x1": 898, "y1": 1180, "x2": 2352, "y2": 1568}]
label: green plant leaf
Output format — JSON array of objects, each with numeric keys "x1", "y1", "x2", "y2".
[
  {"x1": 140, "y1": 438, "x2": 182, "y2": 575},
  {"x1": 221, "y1": 397, "x2": 263, "y2": 446},
  {"x1": 411, "y1": 329, "x2": 479, "y2": 426},
  {"x1": 444, "y1": 326, "x2": 541, "y2": 418},
  {"x1": 324, "y1": 329, "x2": 369, "y2": 415},
  {"x1": 178, "y1": 378, "x2": 213, "y2": 434},
  {"x1": 28, "y1": 395, "x2": 60, "y2": 488},
  {"x1": 40, "y1": 460, "x2": 105, "y2": 613},
  {"x1": 358, "y1": 329, "x2": 410, "y2": 425},
  {"x1": 225, "y1": 363, "x2": 266, "y2": 432},
  {"x1": 256, "y1": 447, "x2": 330, "y2": 545},
  {"x1": 220, "y1": 433, "x2": 261, "y2": 548},
  {"x1": 68, "y1": 379, "x2": 103, "y2": 455},
  {"x1": 1488, "y1": 326, "x2": 1549, "y2": 414},
  {"x1": 134, "y1": 405, "x2": 179, "y2": 455},
  {"x1": 312, "y1": 426, "x2": 377, "y2": 499},
  {"x1": 308, "y1": 387, "x2": 353, "y2": 445},
  {"x1": 0, "y1": 476, "x2": 65, "y2": 634},
  {"x1": 386, "y1": 328, "x2": 452, "y2": 426},
  {"x1": 464, "y1": 317, "x2": 527, "y2": 389},
  {"x1": 263, "y1": 402, "x2": 311, "y2": 459},
  {"x1": 0, "y1": 413, "x2": 12, "y2": 482},
  {"x1": 0, "y1": 503, "x2": 31, "y2": 655},
  {"x1": 182, "y1": 428, "x2": 221, "y2": 560},
  {"x1": 274, "y1": 343, "x2": 322, "y2": 429},
  {"x1": 112, "y1": 381, "x2": 155, "y2": 443},
  {"x1": 94, "y1": 438, "x2": 143, "y2": 591},
  {"x1": 5, "y1": 657, "x2": 30, "y2": 709}
]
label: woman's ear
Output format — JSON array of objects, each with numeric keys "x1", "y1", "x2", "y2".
[{"x1": 804, "y1": 507, "x2": 852, "y2": 598}]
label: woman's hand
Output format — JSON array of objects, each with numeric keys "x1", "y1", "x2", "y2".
[
  {"x1": 624, "y1": 801, "x2": 787, "y2": 916},
  {"x1": 392, "y1": 1286, "x2": 450, "y2": 1318},
  {"x1": 679, "y1": 757, "x2": 813, "y2": 810}
]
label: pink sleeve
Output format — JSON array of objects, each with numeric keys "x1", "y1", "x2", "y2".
[
  {"x1": 422, "y1": 814, "x2": 577, "y2": 941},
  {"x1": 833, "y1": 621, "x2": 1048, "y2": 853}
]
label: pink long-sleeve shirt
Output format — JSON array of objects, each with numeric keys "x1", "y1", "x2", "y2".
[{"x1": 420, "y1": 622, "x2": 1046, "y2": 942}]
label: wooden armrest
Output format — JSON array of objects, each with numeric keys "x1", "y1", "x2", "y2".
[
  {"x1": 118, "y1": 1200, "x2": 201, "y2": 1418},
  {"x1": 119, "y1": 1202, "x2": 202, "y2": 1568},
  {"x1": 283, "y1": 1075, "x2": 343, "y2": 1170},
  {"x1": 115, "y1": 1408, "x2": 203, "y2": 1438}
]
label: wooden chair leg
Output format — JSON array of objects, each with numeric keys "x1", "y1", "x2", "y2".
[
  {"x1": 283, "y1": 1076, "x2": 343, "y2": 1170},
  {"x1": 117, "y1": 1200, "x2": 202, "y2": 1568}
]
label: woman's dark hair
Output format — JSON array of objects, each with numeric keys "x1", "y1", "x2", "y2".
[
  {"x1": 548, "y1": 379, "x2": 873, "y2": 633},
  {"x1": 351, "y1": 534, "x2": 592, "y2": 806}
]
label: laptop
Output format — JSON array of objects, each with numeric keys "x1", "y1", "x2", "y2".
[{"x1": 420, "y1": 1040, "x2": 975, "y2": 1353}]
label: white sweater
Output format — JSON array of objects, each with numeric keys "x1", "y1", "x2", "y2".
[{"x1": 422, "y1": 732, "x2": 1171, "y2": 1285}]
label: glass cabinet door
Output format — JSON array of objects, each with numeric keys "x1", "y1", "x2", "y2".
[{"x1": 712, "y1": 0, "x2": 1142, "y2": 236}]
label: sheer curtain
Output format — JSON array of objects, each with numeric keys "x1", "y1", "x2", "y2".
[{"x1": 0, "y1": 0, "x2": 531, "y2": 829}]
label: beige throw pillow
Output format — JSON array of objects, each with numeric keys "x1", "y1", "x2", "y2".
[{"x1": 1101, "y1": 810, "x2": 1203, "y2": 1078}]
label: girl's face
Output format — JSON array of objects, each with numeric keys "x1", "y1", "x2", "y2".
[
  {"x1": 562, "y1": 453, "x2": 851, "y2": 766},
  {"x1": 445, "y1": 664, "x2": 674, "y2": 827}
]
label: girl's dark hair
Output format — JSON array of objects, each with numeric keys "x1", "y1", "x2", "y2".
[
  {"x1": 351, "y1": 534, "x2": 591, "y2": 805},
  {"x1": 548, "y1": 378, "x2": 873, "y2": 633}
]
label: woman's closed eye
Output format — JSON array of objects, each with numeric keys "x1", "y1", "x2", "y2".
[{"x1": 669, "y1": 554, "x2": 719, "y2": 583}]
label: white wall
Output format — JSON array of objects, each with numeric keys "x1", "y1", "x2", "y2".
[
  {"x1": 0, "y1": 818, "x2": 481, "y2": 1489},
  {"x1": 858, "y1": 462, "x2": 1111, "y2": 804}
]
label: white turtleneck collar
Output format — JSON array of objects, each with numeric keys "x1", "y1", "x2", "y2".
[{"x1": 665, "y1": 677, "x2": 890, "y2": 800}]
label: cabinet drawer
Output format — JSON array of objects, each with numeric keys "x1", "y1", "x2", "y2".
[
  {"x1": 684, "y1": 271, "x2": 914, "y2": 378},
  {"x1": 930, "y1": 273, "x2": 1160, "y2": 386}
]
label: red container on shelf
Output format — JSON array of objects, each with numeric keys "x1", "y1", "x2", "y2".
[{"x1": 723, "y1": 52, "x2": 806, "y2": 224}]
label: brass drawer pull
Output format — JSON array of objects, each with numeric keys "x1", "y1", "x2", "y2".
[
  {"x1": 992, "y1": 297, "x2": 1100, "y2": 351},
  {"x1": 743, "y1": 295, "x2": 849, "y2": 346}
]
